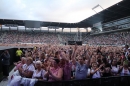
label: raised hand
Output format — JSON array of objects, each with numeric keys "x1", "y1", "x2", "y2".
[{"x1": 74, "y1": 44, "x2": 78, "y2": 50}]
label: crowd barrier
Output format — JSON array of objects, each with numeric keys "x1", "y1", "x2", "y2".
[{"x1": 34, "y1": 76, "x2": 130, "y2": 86}]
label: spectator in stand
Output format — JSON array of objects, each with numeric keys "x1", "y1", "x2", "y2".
[{"x1": 1, "y1": 31, "x2": 130, "y2": 45}]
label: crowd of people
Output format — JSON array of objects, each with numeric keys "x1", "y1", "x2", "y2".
[
  {"x1": 1, "y1": 31, "x2": 60, "y2": 44},
  {"x1": 1, "y1": 31, "x2": 130, "y2": 46},
  {"x1": 6, "y1": 44, "x2": 130, "y2": 86},
  {"x1": 59, "y1": 33, "x2": 77, "y2": 43},
  {"x1": 83, "y1": 31, "x2": 130, "y2": 45}
]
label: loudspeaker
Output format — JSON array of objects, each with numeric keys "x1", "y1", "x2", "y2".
[{"x1": 68, "y1": 41, "x2": 82, "y2": 45}]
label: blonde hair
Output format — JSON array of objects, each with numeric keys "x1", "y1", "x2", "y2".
[
  {"x1": 21, "y1": 57, "x2": 26, "y2": 60},
  {"x1": 27, "y1": 57, "x2": 33, "y2": 63},
  {"x1": 35, "y1": 61, "x2": 42, "y2": 66}
]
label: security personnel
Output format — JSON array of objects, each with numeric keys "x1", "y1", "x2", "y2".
[{"x1": 16, "y1": 48, "x2": 23, "y2": 62}]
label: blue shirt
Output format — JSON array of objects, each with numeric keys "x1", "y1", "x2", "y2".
[{"x1": 75, "y1": 62, "x2": 88, "y2": 80}]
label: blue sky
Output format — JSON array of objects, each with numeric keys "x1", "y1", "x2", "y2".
[{"x1": 0, "y1": 0, "x2": 122, "y2": 23}]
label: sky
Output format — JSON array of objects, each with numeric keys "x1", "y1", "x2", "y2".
[{"x1": 0, "y1": 0, "x2": 122, "y2": 23}]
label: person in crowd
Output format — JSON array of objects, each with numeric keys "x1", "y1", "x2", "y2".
[
  {"x1": 39, "y1": 52, "x2": 46, "y2": 63},
  {"x1": 119, "y1": 60, "x2": 130, "y2": 76},
  {"x1": 20, "y1": 61, "x2": 46, "y2": 86},
  {"x1": 102, "y1": 58, "x2": 112, "y2": 77},
  {"x1": 96, "y1": 52, "x2": 103, "y2": 60},
  {"x1": 8, "y1": 57, "x2": 35, "y2": 86},
  {"x1": 0, "y1": 50, "x2": 10, "y2": 81},
  {"x1": 123, "y1": 45, "x2": 129, "y2": 53},
  {"x1": 14, "y1": 57, "x2": 26, "y2": 71},
  {"x1": 90, "y1": 62, "x2": 103, "y2": 78},
  {"x1": 72, "y1": 44, "x2": 90, "y2": 80},
  {"x1": 107, "y1": 52, "x2": 114, "y2": 64},
  {"x1": 111, "y1": 59, "x2": 119, "y2": 76},
  {"x1": 125, "y1": 48, "x2": 130, "y2": 60},
  {"x1": 59, "y1": 51, "x2": 72, "y2": 80},
  {"x1": 16, "y1": 48, "x2": 23, "y2": 62},
  {"x1": 44, "y1": 58, "x2": 63, "y2": 81}
]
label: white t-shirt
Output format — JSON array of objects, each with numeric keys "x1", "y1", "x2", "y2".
[
  {"x1": 121, "y1": 68, "x2": 130, "y2": 76},
  {"x1": 22, "y1": 64, "x2": 35, "y2": 72},
  {"x1": 111, "y1": 66, "x2": 119, "y2": 74},
  {"x1": 32, "y1": 69, "x2": 46, "y2": 80},
  {"x1": 91, "y1": 69, "x2": 101, "y2": 78}
]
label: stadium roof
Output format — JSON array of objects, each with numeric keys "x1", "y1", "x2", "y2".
[
  {"x1": 0, "y1": 0, "x2": 130, "y2": 28},
  {"x1": 79, "y1": 0, "x2": 130, "y2": 27}
]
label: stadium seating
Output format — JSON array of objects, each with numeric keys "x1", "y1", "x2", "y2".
[{"x1": 0, "y1": 31, "x2": 130, "y2": 46}]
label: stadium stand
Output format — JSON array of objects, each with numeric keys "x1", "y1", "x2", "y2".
[
  {"x1": 0, "y1": 0, "x2": 130, "y2": 86},
  {"x1": 0, "y1": 31, "x2": 130, "y2": 46}
]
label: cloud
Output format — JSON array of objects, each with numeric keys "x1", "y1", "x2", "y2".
[{"x1": 0, "y1": 0, "x2": 122, "y2": 23}]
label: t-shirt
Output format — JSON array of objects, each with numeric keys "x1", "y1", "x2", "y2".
[
  {"x1": 111, "y1": 66, "x2": 119, "y2": 74},
  {"x1": 91, "y1": 69, "x2": 101, "y2": 78},
  {"x1": 22, "y1": 64, "x2": 35, "y2": 72},
  {"x1": 120, "y1": 68, "x2": 130, "y2": 76},
  {"x1": 63, "y1": 62, "x2": 72, "y2": 80},
  {"x1": 16, "y1": 50, "x2": 23, "y2": 56},
  {"x1": 75, "y1": 62, "x2": 88, "y2": 80},
  {"x1": 32, "y1": 69, "x2": 46, "y2": 80},
  {"x1": 15, "y1": 63, "x2": 23, "y2": 70}
]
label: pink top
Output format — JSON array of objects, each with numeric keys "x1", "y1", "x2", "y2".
[
  {"x1": 63, "y1": 62, "x2": 72, "y2": 80},
  {"x1": 15, "y1": 63, "x2": 23, "y2": 70},
  {"x1": 48, "y1": 67, "x2": 60, "y2": 81}
]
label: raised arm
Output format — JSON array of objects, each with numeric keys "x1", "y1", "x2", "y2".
[
  {"x1": 71, "y1": 45, "x2": 78, "y2": 65},
  {"x1": 90, "y1": 64, "x2": 103, "y2": 75},
  {"x1": 84, "y1": 48, "x2": 90, "y2": 66}
]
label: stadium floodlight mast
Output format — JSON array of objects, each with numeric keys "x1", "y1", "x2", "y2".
[{"x1": 92, "y1": 4, "x2": 104, "y2": 13}]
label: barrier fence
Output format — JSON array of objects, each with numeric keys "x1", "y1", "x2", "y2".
[{"x1": 34, "y1": 76, "x2": 130, "y2": 86}]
